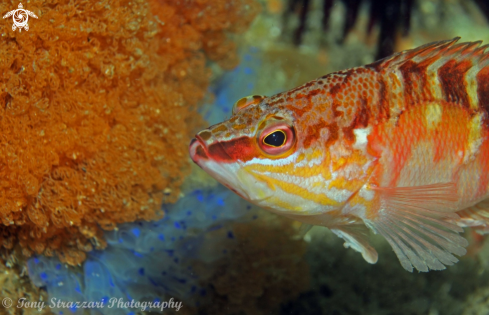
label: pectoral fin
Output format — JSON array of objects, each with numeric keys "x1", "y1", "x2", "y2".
[
  {"x1": 292, "y1": 222, "x2": 313, "y2": 240},
  {"x1": 366, "y1": 183, "x2": 468, "y2": 272},
  {"x1": 283, "y1": 211, "x2": 378, "y2": 264},
  {"x1": 331, "y1": 224, "x2": 378, "y2": 264},
  {"x1": 457, "y1": 199, "x2": 489, "y2": 234}
]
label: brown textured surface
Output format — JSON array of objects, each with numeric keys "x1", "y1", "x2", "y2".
[
  {"x1": 200, "y1": 213, "x2": 309, "y2": 315},
  {"x1": 0, "y1": 250, "x2": 52, "y2": 314},
  {"x1": 0, "y1": 0, "x2": 258, "y2": 266}
]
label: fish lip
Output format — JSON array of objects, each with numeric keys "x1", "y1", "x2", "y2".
[
  {"x1": 189, "y1": 136, "x2": 208, "y2": 163},
  {"x1": 189, "y1": 133, "x2": 252, "y2": 202},
  {"x1": 195, "y1": 133, "x2": 206, "y2": 145}
]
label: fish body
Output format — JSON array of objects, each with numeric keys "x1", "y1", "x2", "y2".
[{"x1": 189, "y1": 38, "x2": 489, "y2": 272}]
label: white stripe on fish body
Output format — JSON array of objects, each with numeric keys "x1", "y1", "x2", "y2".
[
  {"x1": 243, "y1": 150, "x2": 324, "y2": 168},
  {"x1": 244, "y1": 152, "x2": 301, "y2": 167}
]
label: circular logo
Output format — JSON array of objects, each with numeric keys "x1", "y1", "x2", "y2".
[
  {"x1": 13, "y1": 9, "x2": 28, "y2": 28},
  {"x1": 3, "y1": 3, "x2": 38, "y2": 32},
  {"x1": 2, "y1": 297, "x2": 13, "y2": 308}
]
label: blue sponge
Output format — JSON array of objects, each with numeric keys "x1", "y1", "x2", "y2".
[{"x1": 28, "y1": 186, "x2": 257, "y2": 314}]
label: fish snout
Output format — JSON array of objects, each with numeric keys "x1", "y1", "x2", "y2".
[{"x1": 189, "y1": 132, "x2": 210, "y2": 164}]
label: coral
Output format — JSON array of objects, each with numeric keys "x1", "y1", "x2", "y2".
[
  {"x1": 27, "y1": 22, "x2": 308, "y2": 315},
  {"x1": 28, "y1": 45, "x2": 309, "y2": 308},
  {"x1": 28, "y1": 185, "x2": 309, "y2": 315},
  {"x1": 0, "y1": 0, "x2": 259, "y2": 266}
]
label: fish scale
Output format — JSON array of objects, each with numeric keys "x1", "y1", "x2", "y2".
[{"x1": 190, "y1": 38, "x2": 489, "y2": 272}]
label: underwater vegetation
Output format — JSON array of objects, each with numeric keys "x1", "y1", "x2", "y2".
[
  {"x1": 285, "y1": 0, "x2": 414, "y2": 58},
  {"x1": 28, "y1": 185, "x2": 308, "y2": 315},
  {"x1": 9, "y1": 0, "x2": 489, "y2": 314},
  {"x1": 24, "y1": 43, "x2": 307, "y2": 314},
  {"x1": 0, "y1": 0, "x2": 257, "y2": 266},
  {"x1": 285, "y1": 0, "x2": 489, "y2": 59},
  {"x1": 24, "y1": 20, "x2": 310, "y2": 315},
  {"x1": 472, "y1": 0, "x2": 489, "y2": 25},
  {"x1": 27, "y1": 186, "x2": 254, "y2": 315}
]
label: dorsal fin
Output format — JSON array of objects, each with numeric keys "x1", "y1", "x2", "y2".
[
  {"x1": 365, "y1": 37, "x2": 489, "y2": 114},
  {"x1": 367, "y1": 37, "x2": 489, "y2": 71}
]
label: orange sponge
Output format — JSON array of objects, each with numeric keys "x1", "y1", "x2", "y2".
[{"x1": 0, "y1": 0, "x2": 258, "y2": 265}]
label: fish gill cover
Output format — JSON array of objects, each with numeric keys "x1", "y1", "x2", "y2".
[{"x1": 0, "y1": 0, "x2": 258, "y2": 266}]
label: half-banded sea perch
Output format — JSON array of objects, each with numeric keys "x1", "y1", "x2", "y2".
[{"x1": 189, "y1": 38, "x2": 489, "y2": 272}]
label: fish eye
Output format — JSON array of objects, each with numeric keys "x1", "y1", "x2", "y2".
[
  {"x1": 263, "y1": 130, "x2": 286, "y2": 147},
  {"x1": 258, "y1": 123, "x2": 295, "y2": 156}
]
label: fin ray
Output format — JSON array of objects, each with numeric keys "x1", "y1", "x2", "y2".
[
  {"x1": 366, "y1": 183, "x2": 468, "y2": 272},
  {"x1": 372, "y1": 182, "x2": 459, "y2": 212},
  {"x1": 369, "y1": 37, "x2": 489, "y2": 71},
  {"x1": 458, "y1": 199, "x2": 489, "y2": 233},
  {"x1": 390, "y1": 213, "x2": 463, "y2": 263}
]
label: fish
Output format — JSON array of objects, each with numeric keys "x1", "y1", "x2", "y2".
[{"x1": 189, "y1": 37, "x2": 489, "y2": 272}]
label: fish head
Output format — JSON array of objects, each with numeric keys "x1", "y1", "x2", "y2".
[{"x1": 189, "y1": 92, "x2": 375, "y2": 215}]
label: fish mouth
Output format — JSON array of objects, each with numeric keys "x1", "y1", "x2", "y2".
[
  {"x1": 189, "y1": 136, "x2": 286, "y2": 209},
  {"x1": 189, "y1": 135, "x2": 209, "y2": 164},
  {"x1": 188, "y1": 135, "x2": 251, "y2": 200}
]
